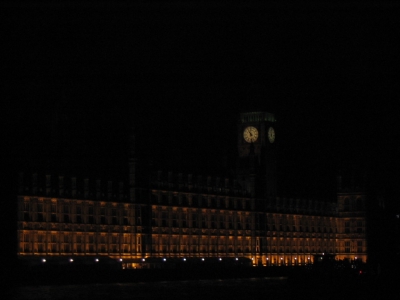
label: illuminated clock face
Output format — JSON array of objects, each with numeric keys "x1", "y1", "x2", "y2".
[
  {"x1": 243, "y1": 126, "x2": 259, "y2": 143},
  {"x1": 268, "y1": 127, "x2": 275, "y2": 143}
]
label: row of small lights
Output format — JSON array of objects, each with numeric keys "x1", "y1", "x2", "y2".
[
  {"x1": 42, "y1": 256, "x2": 357, "y2": 264},
  {"x1": 42, "y1": 258, "x2": 124, "y2": 263},
  {"x1": 141, "y1": 257, "x2": 242, "y2": 262},
  {"x1": 266, "y1": 257, "x2": 311, "y2": 260},
  {"x1": 41, "y1": 257, "x2": 240, "y2": 263}
]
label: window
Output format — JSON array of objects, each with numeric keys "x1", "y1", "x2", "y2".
[
  {"x1": 162, "y1": 212, "x2": 168, "y2": 227},
  {"x1": 182, "y1": 195, "x2": 188, "y2": 206},
  {"x1": 151, "y1": 193, "x2": 158, "y2": 203},
  {"x1": 245, "y1": 216, "x2": 250, "y2": 230},
  {"x1": 24, "y1": 212, "x2": 30, "y2": 221},
  {"x1": 220, "y1": 215, "x2": 225, "y2": 229},
  {"x1": 357, "y1": 241, "x2": 363, "y2": 253},
  {"x1": 123, "y1": 208, "x2": 129, "y2": 225},
  {"x1": 182, "y1": 211, "x2": 187, "y2": 228},
  {"x1": 192, "y1": 213, "x2": 197, "y2": 228},
  {"x1": 237, "y1": 216, "x2": 243, "y2": 230},
  {"x1": 100, "y1": 207, "x2": 106, "y2": 224},
  {"x1": 88, "y1": 206, "x2": 94, "y2": 223},
  {"x1": 151, "y1": 210, "x2": 157, "y2": 226},
  {"x1": 201, "y1": 215, "x2": 207, "y2": 228},
  {"x1": 357, "y1": 221, "x2": 363, "y2": 233},
  {"x1": 37, "y1": 203, "x2": 44, "y2": 222},
  {"x1": 112, "y1": 208, "x2": 117, "y2": 225},
  {"x1": 135, "y1": 206, "x2": 142, "y2": 225},
  {"x1": 64, "y1": 214, "x2": 70, "y2": 223},
  {"x1": 211, "y1": 215, "x2": 216, "y2": 229},
  {"x1": 345, "y1": 221, "x2": 350, "y2": 234},
  {"x1": 345, "y1": 241, "x2": 350, "y2": 253},
  {"x1": 172, "y1": 211, "x2": 178, "y2": 227},
  {"x1": 192, "y1": 196, "x2": 197, "y2": 207},
  {"x1": 162, "y1": 194, "x2": 168, "y2": 204},
  {"x1": 172, "y1": 195, "x2": 178, "y2": 205}
]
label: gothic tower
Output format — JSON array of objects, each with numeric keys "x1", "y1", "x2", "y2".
[{"x1": 237, "y1": 112, "x2": 277, "y2": 198}]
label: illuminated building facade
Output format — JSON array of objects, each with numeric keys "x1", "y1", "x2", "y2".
[{"x1": 17, "y1": 112, "x2": 367, "y2": 267}]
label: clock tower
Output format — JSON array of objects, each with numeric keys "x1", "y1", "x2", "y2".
[{"x1": 237, "y1": 112, "x2": 277, "y2": 198}]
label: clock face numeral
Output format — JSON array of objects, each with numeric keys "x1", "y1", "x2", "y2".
[
  {"x1": 243, "y1": 126, "x2": 259, "y2": 143},
  {"x1": 268, "y1": 127, "x2": 275, "y2": 143}
]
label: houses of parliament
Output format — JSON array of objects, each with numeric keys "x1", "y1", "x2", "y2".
[{"x1": 17, "y1": 112, "x2": 367, "y2": 268}]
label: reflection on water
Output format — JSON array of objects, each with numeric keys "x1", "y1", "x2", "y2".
[{"x1": 8, "y1": 277, "x2": 288, "y2": 300}]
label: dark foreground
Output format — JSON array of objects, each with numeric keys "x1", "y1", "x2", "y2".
[
  {"x1": 4, "y1": 272, "x2": 397, "y2": 300},
  {"x1": 4, "y1": 264, "x2": 397, "y2": 300}
]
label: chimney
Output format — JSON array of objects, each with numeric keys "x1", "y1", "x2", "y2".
[
  {"x1": 46, "y1": 174, "x2": 51, "y2": 196},
  {"x1": 71, "y1": 177, "x2": 77, "y2": 198},
  {"x1": 96, "y1": 179, "x2": 101, "y2": 200},
  {"x1": 188, "y1": 174, "x2": 193, "y2": 190},
  {"x1": 84, "y1": 178, "x2": 89, "y2": 199},
  {"x1": 32, "y1": 173, "x2": 38, "y2": 195},
  {"x1": 168, "y1": 171, "x2": 173, "y2": 189},
  {"x1": 108, "y1": 181, "x2": 112, "y2": 200},
  {"x1": 58, "y1": 175, "x2": 64, "y2": 196},
  {"x1": 119, "y1": 182, "x2": 124, "y2": 201}
]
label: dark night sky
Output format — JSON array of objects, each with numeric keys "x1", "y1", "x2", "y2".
[{"x1": 3, "y1": 1, "x2": 400, "y2": 204}]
